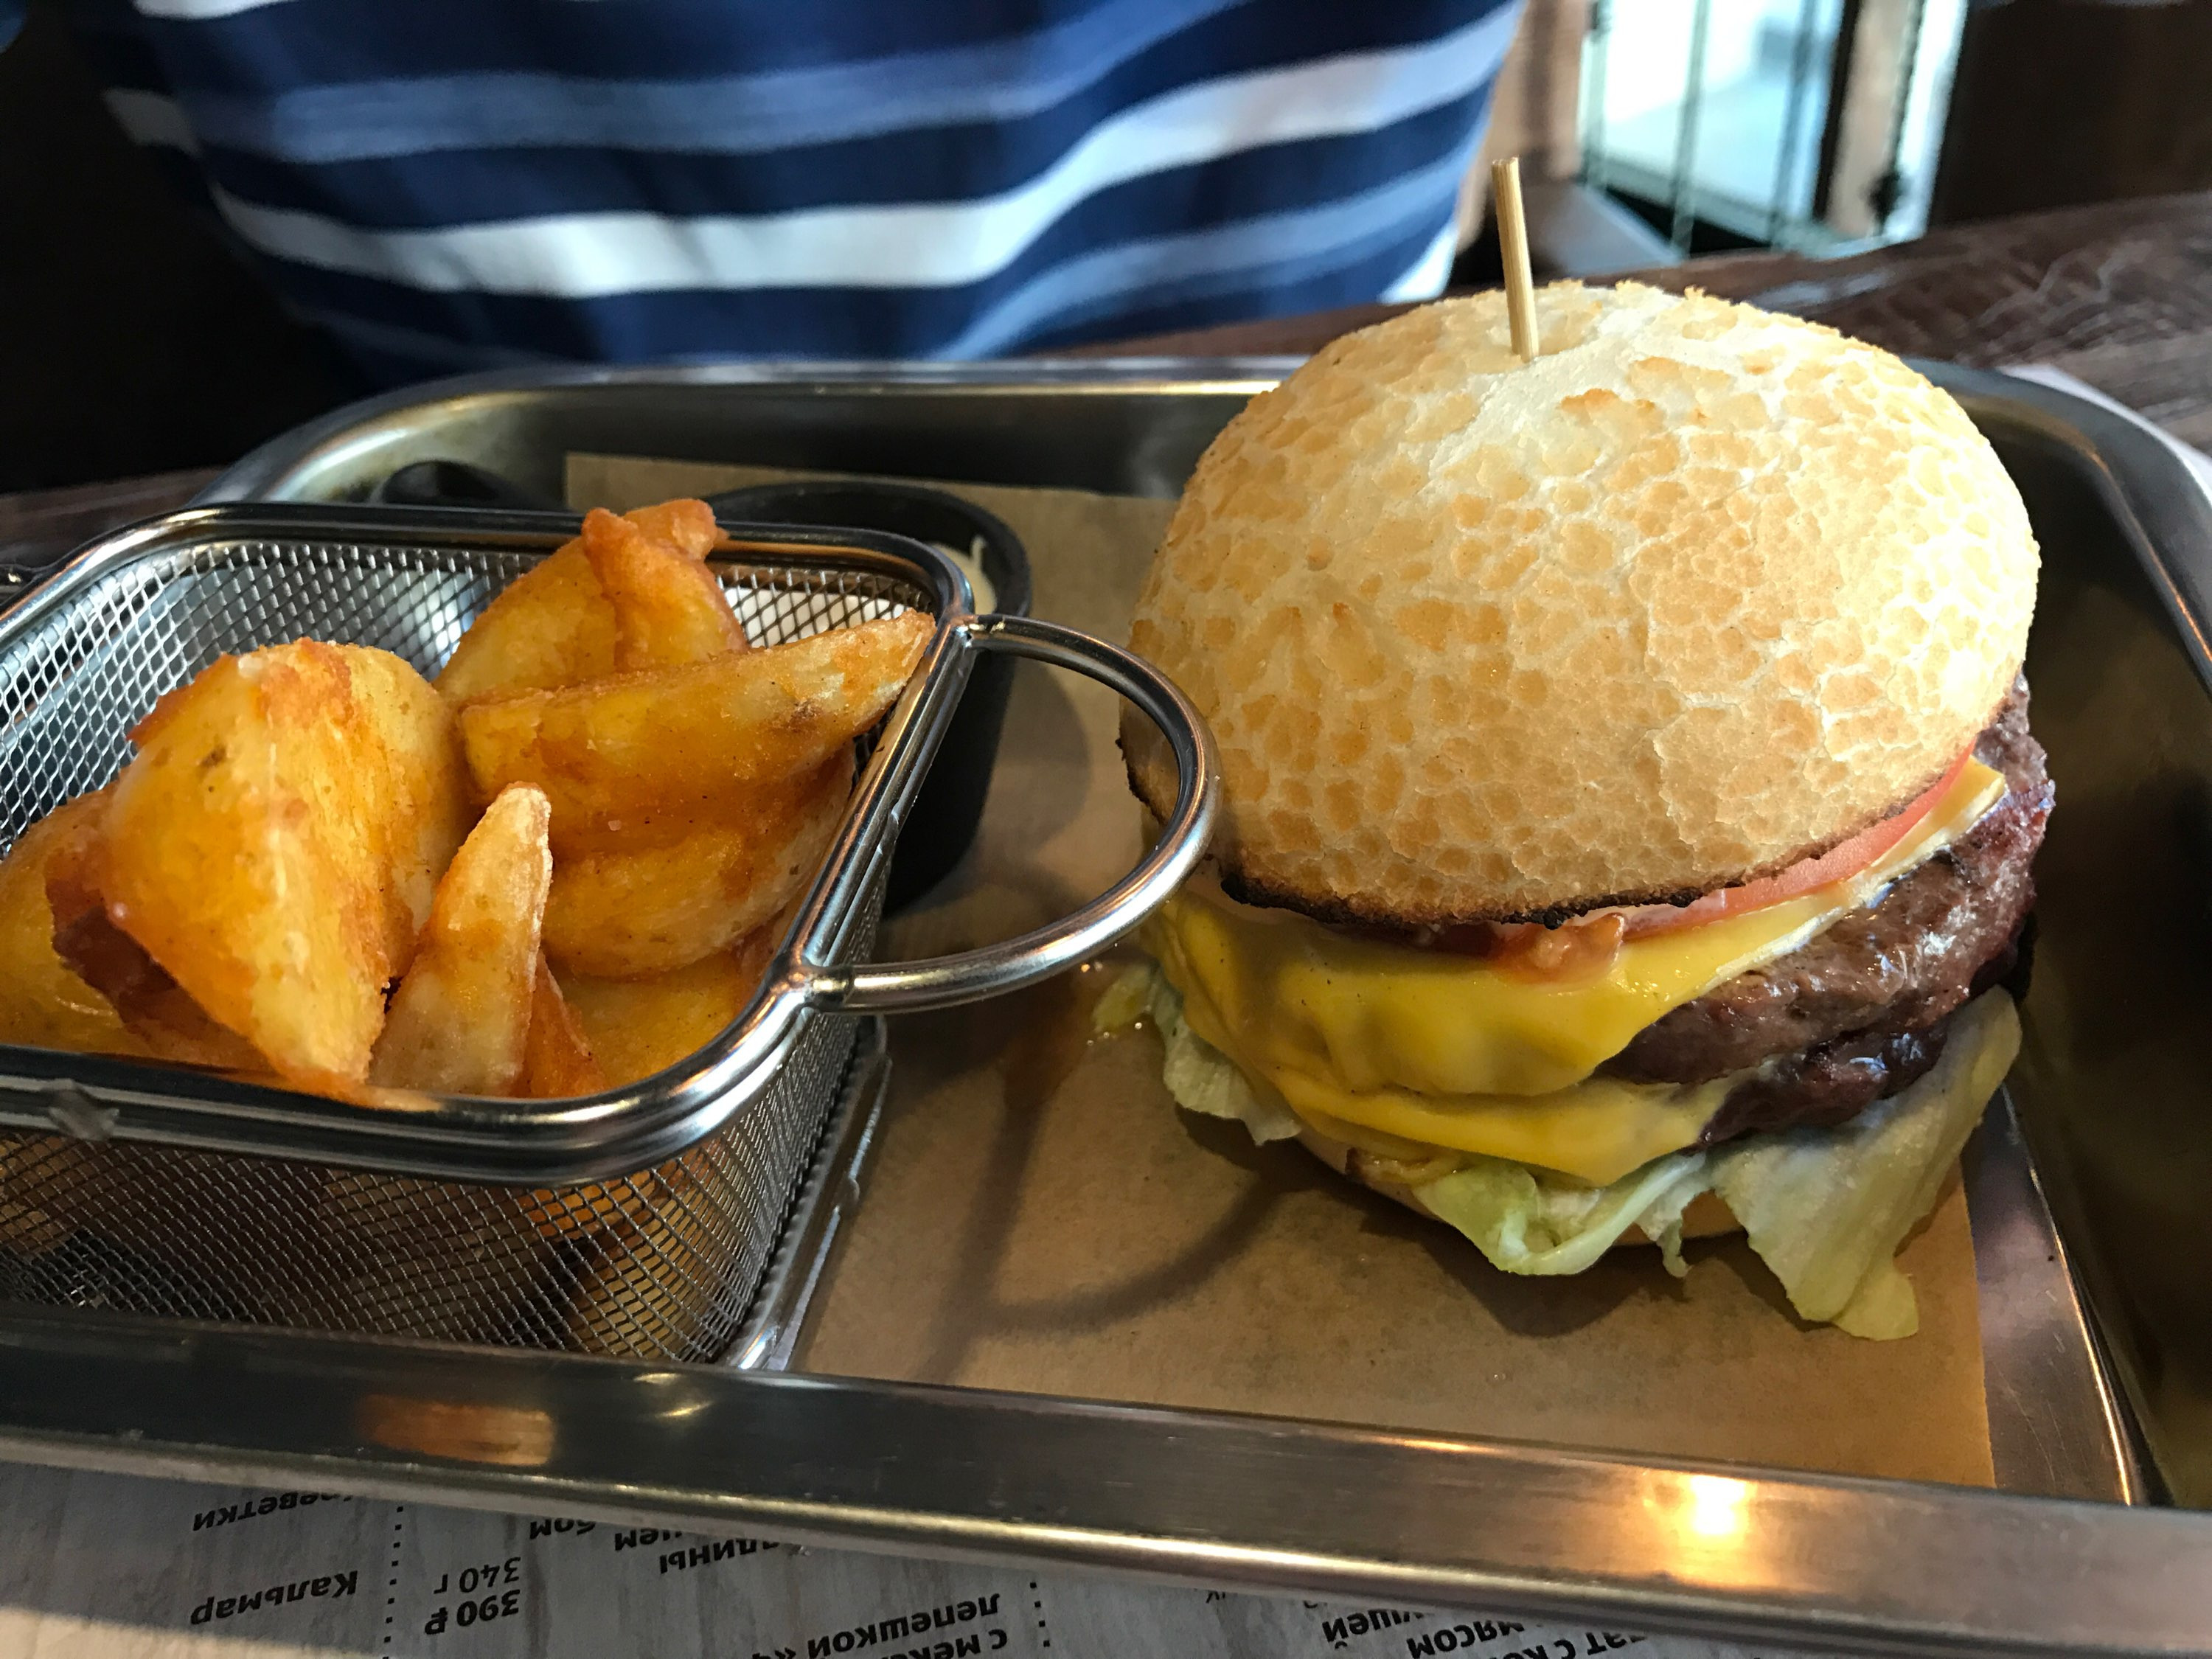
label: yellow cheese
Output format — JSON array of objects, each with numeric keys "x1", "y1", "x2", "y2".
[
  {"x1": 1149, "y1": 759, "x2": 2005, "y2": 1184},
  {"x1": 1283, "y1": 1072, "x2": 1736, "y2": 1186}
]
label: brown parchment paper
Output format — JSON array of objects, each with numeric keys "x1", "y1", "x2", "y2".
[{"x1": 568, "y1": 451, "x2": 1995, "y2": 1488}]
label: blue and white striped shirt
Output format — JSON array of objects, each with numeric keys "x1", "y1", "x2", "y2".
[{"x1": 24, "y1": 0, "x2": 1522, "y2": 385}]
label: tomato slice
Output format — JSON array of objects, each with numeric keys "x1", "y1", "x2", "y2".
[
  {"x1": 1621, "y1": 746, "x2": 1976, "y2": 942},
  {"x1": 1407, "y1": 744, "x2": 1980, "y2": 981}
]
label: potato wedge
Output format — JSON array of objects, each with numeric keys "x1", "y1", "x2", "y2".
[
  {"x1": 99, "y1": 642, "x2": 468, "y2": 1089},
  {"x1": 555, "y1": 923, "x2": 779, "y2": 1089},
  {"x1": 561, "y1": 1158, "x2": 730, "y2": 1360},
  {"x1": 541, "y1": 751, "x2": 849, "y2": 977},
  {"x1": 4, "y1": 1134, "x2": 328, "y2": 1313},
  {"x1": 434, "y1": 501, "x2": 722, "y2": 706},
  {"x1": 320, "y1": 1167, "x2": 568, "y2": 1341},
  {"x1": 537, "y1": 922, "x2": 787, "y2": 1251},
  {"x1": 47, "y1": 821, "x2": 262, "y2": 1071},
  {"x1": 371, "y1": 785, "x2": 553, "y2": 1095},
  {"x1": 461, "y1": 609, "x2": 928, "y2": 844},
  {"x1": 618, "y1": 497, "x2": 720, "y2": 560},
  {"x1": 0, "y1": 1134, "x2": 86, "y2": 1256},
  {"x1": 581, "y1": 507, "x2": 748, "y2": 671},
  {"x1": 0, "y1": 796, "x2": 147, "y2": 1057},
  {"x1": 340, "y1": 647, "x2": 479, "y2": 966},
  {"x1": 516, "y1": 1164, "x2": 655, "y2": 1244},
  {"x1": 519, "y1": 953, "x2": 607, "y2": 1099},
  {"x1": 435, "y1": 537, "x2": 616, "y2": 707}
]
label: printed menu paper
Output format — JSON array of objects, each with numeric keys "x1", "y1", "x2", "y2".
[{"x1": 0, "y1": 1459, "x2": 1831, "y2": 1659}]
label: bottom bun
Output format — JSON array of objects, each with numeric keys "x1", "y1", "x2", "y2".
[{"x1": 1293, "y1": 1124, "x2": 1742, "y2": 1247}]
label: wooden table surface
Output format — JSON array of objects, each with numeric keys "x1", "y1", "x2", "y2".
[
  {"x1": 1088, "y1": 192, "x2": 2212, "y2": 449},
  {"x1": 3, "y1": 193, "x2": 2208, "y2": 565}
]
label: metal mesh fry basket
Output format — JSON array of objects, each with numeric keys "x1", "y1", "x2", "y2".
[
  {"x1": 0, "y1": 1012, "x2": 873, "y2": 1362},
  {"x1": 0, "y1": 512, "x2": 917, "y2": 1364}
]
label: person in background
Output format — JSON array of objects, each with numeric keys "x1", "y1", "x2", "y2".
[{"x1": 3, "y1": 0, "x2": 1524, "y2": 386}]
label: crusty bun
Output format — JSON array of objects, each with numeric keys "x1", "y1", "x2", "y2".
[
  {"x1": 1294, "y1": 1122, "x2": 1741, "y2": 1249},
  {"x1": 1124, "y1": 282, "x2": 2039, "y2": 926}
]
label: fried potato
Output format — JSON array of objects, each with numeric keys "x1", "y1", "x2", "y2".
[
  {"x1": 517, "y1": 1166, "x2": 656, "y2": 1245},
  {"x1": 541, "y1": 751, "x2": 849, "y2": 977},
  {"x1": 518, "y1": 1177, "x2": 647, "y2": 1244},
  {"x1": 0, "y1": 1134, "x2": 84, "y2": 1256},
  {"x1": 522, "y1": 917, "x2": 786, "y2": 1244},
  {"x1": 518, "y1": 929, "x2": 765, "y2": 1240},
  {"x1": 617, "y1": 497, "x2": 720, "y2": 559},
  {"x1": 48, "y1": 830, "x2": 262, "y2": 1071},
  {"x1": 434, "y1": 537, "x2": 616, "y2": 707},
  {"x1": 0, "y1": 795, "x2": 146, "y2": 1057},
  {"x1": 122, "y1": 1150, "x2": 328, "y2": 1272},
  {"x1": 335, "y1": 648, "x2": 479, "y2": 968},
  {"x1": 519, "y1": 954, "x2": 607, "y2": 1099},
  {"x1": 371, "y1": 785, "x2": 552, "y2": 1095},
  {"x1": 460, "y1": 609, "x2": 929, "y2": 844},
  {"x1": 99, "y1": 642, "x2": 468, "y2": 1089},
  {"x1": 561, "y1": 1160, "x2": 731, "y2": 1360},
  {"x1": 434, "y1": 500, "x2": 722, "y2": 706},
  {"x1": 581, "y1": 507, "x2": 748, "y2": 671},
  {"x1": 556, "y1": 925, "x2": 778, "y2": 1088},
  {"x1": 319, "y1": 1167, "x2": 571, "y2": 1343}
]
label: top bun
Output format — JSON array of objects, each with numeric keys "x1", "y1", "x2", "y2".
[{"x1": 1124, "y1": 282, "x2": 2039, "y2": 926}]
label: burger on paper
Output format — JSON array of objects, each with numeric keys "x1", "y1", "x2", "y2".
[{"x1": 1116, "y1": 282, "x2": 2051, "y2": 1339}]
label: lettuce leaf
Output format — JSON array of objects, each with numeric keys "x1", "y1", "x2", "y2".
[
  {"x1": 1711, "y1": 988, "x2": 2020, "y2": 1338},
  {"x1": 1417, "y1": 1151, "x2": 1709, "y2": 1277},
  {"x1": 1144, "y1": 970, "x2": 1302, "y2": 1144}
]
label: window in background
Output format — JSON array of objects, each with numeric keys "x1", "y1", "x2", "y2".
[{"x1": 1579, "y1": 0, "x2": 1968, "y2": 254}]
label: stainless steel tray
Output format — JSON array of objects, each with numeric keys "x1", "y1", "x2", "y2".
[{"x1": 0, "y1": 362, "x2": 2205, "y2": 1655}]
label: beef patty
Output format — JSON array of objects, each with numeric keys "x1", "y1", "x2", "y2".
[{"x1": 1608, "y1": 675, "x2": 2051, "y2": 1144}]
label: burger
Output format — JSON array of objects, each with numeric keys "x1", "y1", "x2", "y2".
[{"x1": 1117, "y1": 282, "x2": 2051, "y2": 1339}]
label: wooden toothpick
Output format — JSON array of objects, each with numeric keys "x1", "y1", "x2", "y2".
[{"x1": 1490, "y1": 156, "x2": 1540, "y2": 362}]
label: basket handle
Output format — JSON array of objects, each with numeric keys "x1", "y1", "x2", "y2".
[{"x1": 794, "y1": 613, "x2": 1219, "y2": 1015}]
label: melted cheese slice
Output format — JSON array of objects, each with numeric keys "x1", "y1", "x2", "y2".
[
  {"x1": 1280, "y1": 1071, "x2": 1739, "y2": 1187},
  {"x1": 1149, "y1": 759, "x2": 2006, "y2": 1185}
]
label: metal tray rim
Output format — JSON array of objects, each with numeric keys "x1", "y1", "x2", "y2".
[
  {"x1": 198, "y1": 358, "x2": 1307, "y2": 507},
  {"x1": 0, "y1": 1307, "x2": 2208, "y2": 1658}
]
